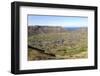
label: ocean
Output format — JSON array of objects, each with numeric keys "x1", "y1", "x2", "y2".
[{"x1": 64, "y1": 27, "x2": 81, "y2": 31}]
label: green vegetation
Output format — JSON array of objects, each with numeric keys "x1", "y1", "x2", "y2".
[{"x1": 28, "y1": 26, "x2": 88, "y2": 60}]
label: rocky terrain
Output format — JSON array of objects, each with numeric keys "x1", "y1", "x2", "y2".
[
  {"x1": 28, "y1": 25, "x2": 88, "y2": 61},
  {"x1": 28, "y1": 25, "x2": 66, "y2": 36}
]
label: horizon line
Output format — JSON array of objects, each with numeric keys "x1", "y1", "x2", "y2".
[{"x1": 28, "y1": 25, "x2": 87, "y2": 27}]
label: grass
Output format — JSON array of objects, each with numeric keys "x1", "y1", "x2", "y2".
[{"x1": 28, "y1": 29, "x2": 88, "y2": 60}]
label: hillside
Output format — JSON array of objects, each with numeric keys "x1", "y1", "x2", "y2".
[
  {"x1": 28, "y1": 25, "x2": 66, "y2": 36},
  {"x1": 28, "y1": 25, "x2": 88, "y2": 60}
]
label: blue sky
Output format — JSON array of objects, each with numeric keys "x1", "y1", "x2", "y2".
[{"x1": 28, "y1": 15, "x2": 88, "y2": 27}]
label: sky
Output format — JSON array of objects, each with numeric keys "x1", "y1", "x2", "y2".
[{"x1": 28, "y1": 15, "x2": 88, "y2": 27}]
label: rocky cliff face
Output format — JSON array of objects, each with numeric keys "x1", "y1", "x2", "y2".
[{"x1": 28, "y1": 25, "x2": 66, "y2": 36}]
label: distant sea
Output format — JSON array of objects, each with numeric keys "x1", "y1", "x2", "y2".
[{"x1": 64, "y1": 27, "x2": 81, "y2": 31}]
